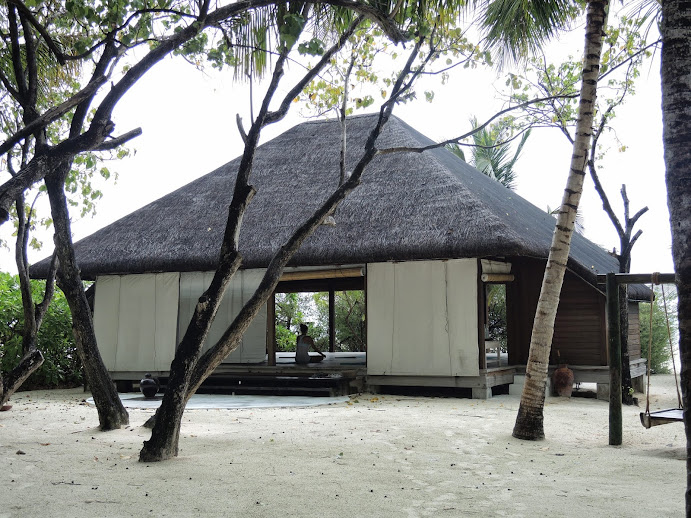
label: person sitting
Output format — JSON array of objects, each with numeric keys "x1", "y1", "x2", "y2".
[{"x1": 295, "y1": 324, "x2": 326, "y2": 365}]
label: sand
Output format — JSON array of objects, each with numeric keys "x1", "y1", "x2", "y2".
[{"x1": 1, "y1": 375, "x2": 685, "y2": 517}]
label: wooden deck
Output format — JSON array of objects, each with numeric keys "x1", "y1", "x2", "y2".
[
  {"x1": 113, "y1": 352, "x2": 641, "y2": 401},
  {"x1": 113, "y1": 352, "x2": 366, "y2": 396}
]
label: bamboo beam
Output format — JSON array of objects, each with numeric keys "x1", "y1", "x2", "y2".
[
  {"x1": 280, "y1": 267, "x2": 364, "y2": 282},
  {"x1": 480, "y1": 273, "x2": 515, "y2": 283},
  {"x1": 596, "y1": 273, "x2": 676, "y2": 285}
]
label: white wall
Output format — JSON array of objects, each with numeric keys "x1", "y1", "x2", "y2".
[
  {"x1": 177, "y1": 270, "x2": 267, "y2": 363},
  {"x1": 367, "y1": 259, "x2": 479, "y2": 377},
  {"x1": 93, "y1": 273, "x2": 180, "y2": 372}
]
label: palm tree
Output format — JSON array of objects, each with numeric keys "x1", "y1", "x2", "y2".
[
  {"x1": 447, "y1": 117, "x2": 530, "y2": 190},
  {"x1": 478, "y1": 0, "x2": 609, "y2": 440},
  {"x1": 659, "y1": 0, "x2": 691, "y2": 512}
]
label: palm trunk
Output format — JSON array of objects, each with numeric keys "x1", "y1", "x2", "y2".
[
  {"x1": 513, "y1": 0, "x2": 608, "y2": 440},
  {"x1": 660, "y1": 0, "x2": 691, "y2": 512}
]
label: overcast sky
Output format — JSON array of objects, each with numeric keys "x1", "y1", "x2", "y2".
[{"x1": 0, "y1": 13, "x2": 672, "y2": 277}]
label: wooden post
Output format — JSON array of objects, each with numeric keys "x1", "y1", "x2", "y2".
[
  {"x1": 607, "y1": 273, "x2": 622, "y2": 446},
  {"x1": 597, "y1": 272, "x2": 674, "y2": 445},
  {"x1": 267, "y1": 292, "x2": 276, "y2": 366},
  {"x1": 329, "y1": 287, "x2": 336, "y2": 353}
]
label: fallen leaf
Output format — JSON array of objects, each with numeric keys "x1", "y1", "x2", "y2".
[{"x1": 40, "y1": 443, "x2": 51, "y2": 446}]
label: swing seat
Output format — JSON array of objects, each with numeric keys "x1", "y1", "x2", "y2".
[{"x1": 640, "y1": 408, "x2": 683, "y2": 429}]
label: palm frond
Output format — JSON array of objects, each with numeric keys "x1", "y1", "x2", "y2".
[
  {"x1": 458, "y1": 116, "x2": 528, "y2": 190},
  {"x1": 625, "y1": 0, "x2": 661, "y2": 41},
  {"x1": 478, "y1": 0, "x2": 580, "y2": 65}
]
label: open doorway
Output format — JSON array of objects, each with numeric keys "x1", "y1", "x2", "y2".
[
  {"x1": 268, "y1": 271, "x2": 366, "y2": 367},
  {"x1": 484, "y1": 283, "x2": 508, "y2": 368},
  {"x1": 274, "y1": 291, "x2": 365, "y2": 353}
]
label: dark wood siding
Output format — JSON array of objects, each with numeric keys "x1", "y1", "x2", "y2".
[
  {"x1": 552, "y1": 276, "x2": 607, "y2": 366},
  {"x1": 509, "y1": 258, "x2": 607, "y2": 367},
  {"x1": 628, "y1": 302, "x2": 641, "y2": 359}
]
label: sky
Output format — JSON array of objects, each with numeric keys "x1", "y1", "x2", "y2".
[{"x1": 0, "y1": 12, "x2": 673, "y2": 277}]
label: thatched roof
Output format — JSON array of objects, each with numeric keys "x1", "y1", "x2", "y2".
[{"x1": 32, "y1": 114, "x2": 642, "y2": 296}]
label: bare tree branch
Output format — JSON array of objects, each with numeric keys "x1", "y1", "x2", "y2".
[
  {"x1": 264, "y1": 16, "x2": 364, "y2": 125},
  {"x1": 377, "y1": 93, "x2": 576, "y2": 155},
  {"x1": 92, "y1": 128, "x2": 143, "y2": 151},
  {"x1": 0, "y1": 77, "x2": 107, "y2": 157},
  {"x1": 628, "y1": 205, "x2": 649, "y2": 229},
  {"x1": 8, "y1": 0, "x2": 67, "y2": 65}
]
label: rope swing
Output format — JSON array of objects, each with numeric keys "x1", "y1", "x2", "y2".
[{"x1": 640, "y1": 273, "x2": 683, "y2": 429}]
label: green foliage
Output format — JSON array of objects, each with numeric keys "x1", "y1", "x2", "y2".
[
  {"x1": 279, "y1": 13, "x2": 306, "y2": 50},
  {"x1": 639, "y1": 287, "x2": 677, "y2": 374},
  {"x1": 312, "y1": 291, "x2": 365, "y2": 352},
  {"x1": 274, "y1": 290, "x2": 365, "y2": 352},
  {"x1": 486, "y1": 284, "x2": 507, "y2": 350},
  {"x1": 298, "y1": 22, "x2": 489, "y2": 119},
  {"x1": 275, "y1": 324, "x2": 297, "y2": 352},
  {"x1": 298, "y1": 38, "x2": 326, "y2": 56},
  {"x1": 274, "y1": 292, "x2": 306, "y2": 351},
  {"x1": 0, "y1": 2, "x2": 128, "y2": 243},
  {"x1": 0, "y1": 273, "x2": 82, "y2": 388},
  {"x1": 500, "y1": 13, "x2": 654, "y2": 157}
]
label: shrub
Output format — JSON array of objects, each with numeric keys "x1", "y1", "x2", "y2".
[
  {"x1": 275, "y1": 324, "x2": 297, "y2": 352},
  {"x1": 639, "y1": 286, "x2": 677, "y2": 374},
  {"x1": 0, "y1": 273, "x2": 82, "y2": 389}
]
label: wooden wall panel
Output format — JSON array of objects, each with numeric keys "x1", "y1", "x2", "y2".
[
  {"x1": 509, "y1": 258, "x2": 607, "y2": 367},
  {"x1": 366, "y1": 259, "x2": 479, "y2": 377},
  {"x1": 178, "y1": 270, "x2": 267, "y2": 363},
  {"x1": 628, "y1": 302, "x2": 642, "y2": 359},
  {"x1": 94, "y1": 273, "x2": 179, "y2": 373},
  {"x1": 552, "y1": 276, "x2": 607, "y2": 366}
]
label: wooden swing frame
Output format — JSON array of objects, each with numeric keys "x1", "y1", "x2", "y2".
[
  {"x1": 639, "y1": 275, "x2": 683, "y2": 429},
  {"x1": 597, "y1": 272, "x2": 680, "y2": 445}
]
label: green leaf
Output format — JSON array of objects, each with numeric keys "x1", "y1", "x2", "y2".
[
  {"x1": 279, "y1": 13, "x2": 305, "y2": 50},
  {"x1": 298, "y1": 38, "x2": 325, "y2": 56}
]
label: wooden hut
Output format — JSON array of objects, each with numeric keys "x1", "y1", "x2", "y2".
[{"x1": 32, "y1": 114, "x2": 648, "y2": 398}]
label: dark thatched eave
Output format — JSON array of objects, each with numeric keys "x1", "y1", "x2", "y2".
[{"x1": 30, "y1": 114, "x2": 648, "y2": 299}]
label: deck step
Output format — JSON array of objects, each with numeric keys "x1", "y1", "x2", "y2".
[
  {"x1": 148, "y1": 373, "x2": 356, "y2": 397},
  {"x1": 195, "y1": 385, "x2": 336, "y2": 397}
]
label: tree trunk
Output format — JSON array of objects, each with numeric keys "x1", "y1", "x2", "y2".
[
  {"x1": 139, "y1": 15, "x2": 381, "y2": 460},
  {"x1": 660, "y1": 0, "x2": 691, "y2": 512},
  {"x1": 141, "y1": 138, "x2": 379, "y2": 457},
  {"x1": 619, "y1": 283, "x2": 634, "y2": 405},
  {"x1": 139, "y1": 240, "x2": 245, "y2": 460},
  {"x1": 0, "y1": 350, "x2": 44, "y2": 407},
  {"x1": 513, "y1": 0, "x2": 608, "y2": 440},
  {"x1": 45, "y1": 168, "x2": 129, "y2": 430},
  {"x1": 619, "y1": 240, "x2": 633, "y2": 405},
  {"x1": 588, "y1": 158, "x2": 647, "y2": 406}
]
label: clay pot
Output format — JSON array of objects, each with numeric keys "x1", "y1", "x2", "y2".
[
  {"x1": 140, "y1": 373, "x2": 159, "y2": 398},
  {"x1": 552, "y1": 365, "x2": 574, "y2": 397}
]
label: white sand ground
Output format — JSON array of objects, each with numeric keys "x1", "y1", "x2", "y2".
[{"x1": 1, "y1": 375, "x2": 685, "y2": 518}]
